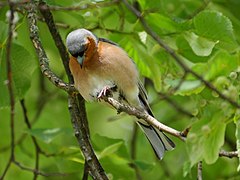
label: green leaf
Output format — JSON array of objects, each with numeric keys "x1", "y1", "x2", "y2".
[
  {"x1": 176, "y1": 35, "x2": 210, "y2": 63},
  {"x1": 183, "y1": 161, "x2": 192, "y2": 177},
  {"x1": 146, "y1": 13, "x2": 180, "y2": 34},
  {"x1": 27, "y1": 128, "x2": 66, "y2": 143},
  {"x1": 164, "y1": 78, "x2": 204, "y2": 95},
  {"x1": 203, "y1": 122, "x2": 226, "y2": 164},
  {"x1": 98, "y1": 141, "x2": 123, "y2": 159},
  {"x1": 120, "y1": 36, "x2": 152, "y2": 78},
  {"x1": 138, "y1": 0, "x2": 161, "y2": 10},
  {"x1": 184, "y1": 32, "x2": 217, "y2": 57},
  {"x1": 234, "y1": 111, "x2": 240, "y2": 171},
  {"x1": 187, "y1": 105, "x2": 227, "y2": 167},
  {"x1": 193, "y1": 10, "x2": 237, "y2": 51},
  {"x1": 67, "y1": 157, "x2": 85, "y2": 164},
  {"x1": 101, "y1": 155, "x2": 134, "y2": 179},
  {"x1": 0, "y1": 21, "x2": 8, "y2": 44},
  {"x1": 0, "y1": 43, "x2": 37, "y2": 108},
  {"x1": 205, "y1": 51, "x2": 238, "y2": 80},
  {"x1": 99, "y1": 8, "x2": 120, "y2": 30},
  {"x1": 92, "y1": 134, "x2": 130, "y2": 159},
  {"x1": 121, "y1": 36, "x2": 166, "y2": 91},
  {"x1": 134, "y1": 160, "x2": 154, "y2": 171}
]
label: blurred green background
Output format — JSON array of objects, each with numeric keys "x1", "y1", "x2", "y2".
[{"x1": 0, "y1": 0, "x2": 240, "y2": 179}]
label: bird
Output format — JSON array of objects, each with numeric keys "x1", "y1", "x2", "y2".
[{"x1": 66, "y1": 28, "x2": 175, "y2": 159}]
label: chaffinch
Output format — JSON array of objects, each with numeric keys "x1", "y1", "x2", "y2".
[{"x1": 66, "y1": 28, "x2": 175, "y2": 159}]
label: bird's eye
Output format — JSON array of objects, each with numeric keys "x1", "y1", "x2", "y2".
[
  {"x1": 73, "y1": 50, "x2": 84, "y2": 58},
  {"x1": 77, "y1": 50, "x2": 85, "y2": 57}
]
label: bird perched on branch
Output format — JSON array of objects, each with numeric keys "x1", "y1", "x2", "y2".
[{"x1": 66, "y1": 28, "x2": 175, "y2": 159}]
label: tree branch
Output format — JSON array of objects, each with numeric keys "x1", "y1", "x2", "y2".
[
  {"x1": 38, "y1": 0, "x2": 73, "y2": 83},
  {"x1": 26, "y1": 2, "x2": 72, "y2": 93},
  {"x1": 82, "y1": 160, "x2": 90, "y2": 180},
  {"x1": 197, "y1": 161, "x2": 203, "y2": 180},
  {"x1": 27, "y1": 1, "x2": 108, "y2": 179},
  {"x1": 219, "y1": 150, "x2": 238, "y2": 158},
  {"x1": 37, "y1": 0, "x2": 91, "y2": 136},
  {"x1": 101, "y1": 96, "x2": 186, "y2": 141},
  {"x1": 68, "y1": 94, "x2": 108, "y2": 180}
]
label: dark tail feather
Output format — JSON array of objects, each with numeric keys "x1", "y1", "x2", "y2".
[{"x1": 137, "y1": 121, "x2": 175, "y2": 159}]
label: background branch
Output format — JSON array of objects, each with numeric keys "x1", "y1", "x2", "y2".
[
  {"x1": 121, "y1": 0, "x2": 240, "y2": 109},
  {"x1": 129, "y1": 123, "x2": 142, "y2": 180},
  {"x1": 219, "y1": 150, "x2": 238, "y2": 158},
  {"x1": 13, "y1": 160, "x2": 68, "y2": 177},
  {"x1": 1, "y1": 1, "x2": 15, "y2": 179},
  {"x1": 197, "y1": 161, "x2": 203, "y2": 180},
  {"x1": 158, "y1": 92, "x2": 193, "y2": 118},
  {"x1": 38, "y1": 0, "x2": 120, "y2": 11},
  {"x1": 20, "y1": 99, "x2": 40, "y2": 179}
]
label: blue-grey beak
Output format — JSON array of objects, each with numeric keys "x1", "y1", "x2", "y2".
[{"x1": 77, "y1": 56, "x2": 84, "y2": 68}]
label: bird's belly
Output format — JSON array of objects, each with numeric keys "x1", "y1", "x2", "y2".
[
  {"x1": 76, "y1": 74, "x2": 115, "y2": 102},
  {"x1": 74, "y1": 70, "x2": 140, "y2": 108}
]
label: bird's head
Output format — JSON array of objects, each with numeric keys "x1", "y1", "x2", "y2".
[{"x1": 66, "y1": 29, "x2": 98, "y2": 68}]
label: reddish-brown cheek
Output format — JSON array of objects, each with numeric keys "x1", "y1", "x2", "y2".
[{"x1": 84, "y1": 37, "x2": 97, "y2": 63}]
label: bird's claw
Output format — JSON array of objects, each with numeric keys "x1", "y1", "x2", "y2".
[{"x1": 97, "y1": 86, "x2": 111, "y2": 100}]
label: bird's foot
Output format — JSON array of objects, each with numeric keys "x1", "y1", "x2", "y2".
[{"x1": 97, "y1": 86, "x2": 111, "y2": 100}]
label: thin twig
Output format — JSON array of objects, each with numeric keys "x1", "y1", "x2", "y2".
[
  {"x1": 129, "y1": 123, "x2": 142, "y2": 180},
  {"x1": 188, "y1": 0, "x2": 211, "y2": 19},
  {"x1": 20, "y1": 99, "x2": 41, "y2": 179},
  {"x1": 38, "y1": 0, "x2": 120, "y2": 11},
  {"x1": 102, "y1": 96, "x2": 186, "y2": 141},
  {"x1": 158, "y1": 92, "x2": 193, "y2": 118},
  {"x1": 130, "y1": 123, "x2": 138, "y2": 160},
  {"x1": 197, "y1": 161, "x2": 202, "y2": 180},
  {"x1": 13, "y1": 160, "x2": 68, "y2": 177},
  {"x1": 0, "y1": 160, "x2": 12, "y2": 180},
  {"x1": 0, "y1": 1, "x2": 15, "y2": 179},
  {"x1": 0, "y1": 86, "x2": 55, "y2": 153},
  {"x1": 219, "y1": 150, "x2": 238, "y2": 158},
  {"x1": 82, "y1": 160, "x2": 90, "y2": 180},
  {"x1": 171, "y1": 72, "x2": 188, "y2": 93},
  {"x1": 0, "y1": 1, "x2": 28, "y2": 7},
  {"x1": 121, "y1": 0, "x2": 240, "y2": 109}
]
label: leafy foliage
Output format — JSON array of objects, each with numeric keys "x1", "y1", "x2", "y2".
[{"x1": 0, "y1": 0, "x2": 240, "y2": 179}]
